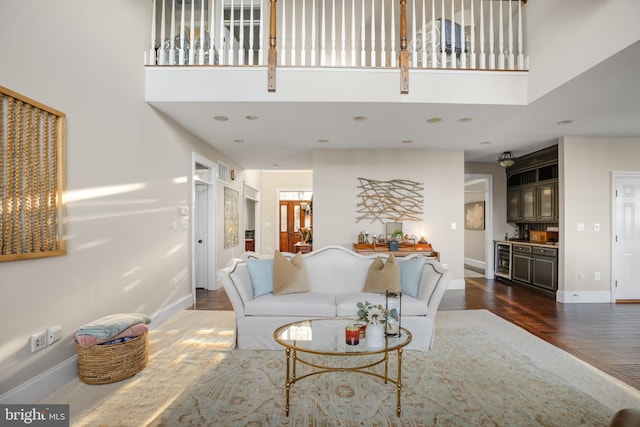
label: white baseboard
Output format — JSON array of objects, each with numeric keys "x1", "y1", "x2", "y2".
[
  {"x1": 0, "y1": 293, "x2": 194, "y2": 405},
  {"x1": 556, "y1": 290, "x2": 612, "y2": 303},
  {"x1": 448, "y1": 278, "x2": 466, "y2": 290},
  {"x1": 464, "y1": 258, "x2": 486, "y2": 271}
]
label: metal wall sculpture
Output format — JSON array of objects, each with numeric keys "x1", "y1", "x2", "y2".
[{"x1": 356, "y1": 177, "x2": 423, "y2": 223}]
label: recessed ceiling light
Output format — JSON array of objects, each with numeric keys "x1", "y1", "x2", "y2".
[
  {"x1": 214, "y1": 116, "x2": 228, "y2": 121},
  {"x1": 557, "y1": 119, "x2": 574, "y2": 125},
  {"x1": 426, "y1": 117, "x2": 442, "y2": 123},
  {"x1": 458, "y1": 117, "x2": 473, "y2": 123},
  {"x1": 401, "y1": 139, "x2": 413, "y2": 144},
  {"x1": 353, "y1": 116, "x2": 367, "y2": 122},
  {"x1": 478, "y1": 141, "x2": 492, "y2": 145},
  {"x1": 272, "y1": 164, "x2": 279, "y2": 168},
  {"x1": 317, "y1": 139, "x2": 330, "y2": 144},
  {"x1": 245, "y1": 115, "x2": 258, "y2": 120},
  {"x1": 234, "y1": 139, "x2": 246, "y2": 144}
]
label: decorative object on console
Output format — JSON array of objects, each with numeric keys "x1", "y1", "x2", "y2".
[
  {"x1": 385, "y1": 291, "x2": 402, "y2": 337},
  {"x1": 498, "y1": 151, "x2": 517, "y2": 168},
  {"x1": 356, "y1": 177, "x2": 424, "y2": 223}
]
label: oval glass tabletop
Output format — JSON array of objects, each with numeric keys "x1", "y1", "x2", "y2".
[{"x1": 273, "y1": 318, "x2": 412, "y2": 355}]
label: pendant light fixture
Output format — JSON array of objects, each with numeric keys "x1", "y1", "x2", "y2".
[{"x1": 498, "y1": 151, "x2": 516, "y2": 168}]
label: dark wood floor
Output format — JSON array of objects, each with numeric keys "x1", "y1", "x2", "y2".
[{"x1": 191, "y1": 277, "x2": 640, "y2": 391}]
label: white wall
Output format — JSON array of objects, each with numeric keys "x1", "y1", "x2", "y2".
[
  {"x1": 312, "y1": 149, "x2": 465, "y2": 283},
  {"x1": 559, "y1": 136, "x2": 640, "y2": 302},
  {"x1": 526, "y1": 0, "x2": 640, "y2": 102},
  {"x1": 0, "y1": 0, "x2": 240, "y2": 400}
]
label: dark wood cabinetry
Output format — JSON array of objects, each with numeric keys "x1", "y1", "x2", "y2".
[
  {"x1": 512, "y1": 243, "x2": 557, "y2": 296},
  {"x1": 506, "y1": 145, "x2": 559, "y2": 224}
]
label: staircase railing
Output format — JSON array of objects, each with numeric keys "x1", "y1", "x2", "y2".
[{"x1": 146, "y1": 0, "x2": 528, "y2": 91}]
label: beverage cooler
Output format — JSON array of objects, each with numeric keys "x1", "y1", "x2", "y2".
[{"x1": 495, "y1": 242, "x2": 512, "y2": 281}]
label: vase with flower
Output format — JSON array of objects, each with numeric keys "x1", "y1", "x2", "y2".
[{"x1": 356, "y1": 300, "x2": 398, "y2": 348}]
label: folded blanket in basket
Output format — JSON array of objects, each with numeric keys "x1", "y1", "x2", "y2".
[
  {"x1": 76, "y1": 313, "x2": 151, "y2": 339},
  {"x1": 75, "y1": 323, "x2": 149, "y2": 347}
]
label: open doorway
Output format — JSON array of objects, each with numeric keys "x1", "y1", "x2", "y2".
[
  {"x1": 464, "y1": 174, "x2": 494, "y2": 279},
  {"x1": 279, "y1": 191, "x2": 312, "y2": 253},
  {"x1": 191, "y1": 154, "x2": 217, "y2": 306}
]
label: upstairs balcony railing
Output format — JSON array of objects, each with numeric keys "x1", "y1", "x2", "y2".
[{"x1": 146, "y1": 0, "x2": 528, "y2": 92}]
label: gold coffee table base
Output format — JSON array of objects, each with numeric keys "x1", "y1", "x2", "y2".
[{"x1": 274, "y1": 319, "x2": 412, "y2": 417}]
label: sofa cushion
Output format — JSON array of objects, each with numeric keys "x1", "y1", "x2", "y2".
[
  {"x1": 246, "y1": 258, "x2": 274, "y2": 297},
  {"x1": 396, "y1": 257, "x2": 426, "y2": 298},
  {"x1": 274, "y1": 251, "x2": 310, "y2": 295},
  {"x1": 245, "y1": 292, "x2": 336, "y2": 317},
  {"x1": 335, "y1": 292, "x2": 428, "y2": 317},
  {"x1": 363, "y1": 254, "x2": 401, "y2": 293}
]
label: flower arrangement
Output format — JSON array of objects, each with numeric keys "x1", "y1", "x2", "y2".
[
  {"x1": 298, "y1": 227, "x2": 312, "y2": 244},
  {"x1": 356, "y1": 301, "x2": 398, "y2": 325}
]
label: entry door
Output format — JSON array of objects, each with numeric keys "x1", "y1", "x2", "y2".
[
  {"x1": 279, "y1": 200, "x2": 311, "y2": 253},
  {"x1": 613, "y1": 174, "x2": 640, "y2": 300}
]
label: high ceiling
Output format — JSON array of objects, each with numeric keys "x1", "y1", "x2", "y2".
[{"x1": 153, "y1": 40, "x2": 640, "y2": 170}]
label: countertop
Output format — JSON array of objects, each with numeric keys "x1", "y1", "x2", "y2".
[{"x1": 495, "y1": 240, "x2": 559, "y2": 248}]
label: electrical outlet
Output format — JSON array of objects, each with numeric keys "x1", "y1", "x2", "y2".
[
  {"x1": 47, "y1": 325, "x2": 62, "y2": 345},
  {"x1": 442, "y1": 263, "x2": 448, "y2": 269},
  {"x1": 594, "y1": 272, "x2": 601, "y2": 280},
  {"x1": 30, "y1": 331, "x2": 47, "y2": 353}
]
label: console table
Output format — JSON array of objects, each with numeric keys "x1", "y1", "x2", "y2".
[{"x1": 353, "y1": 242, "x2": 439, "y2": 261}]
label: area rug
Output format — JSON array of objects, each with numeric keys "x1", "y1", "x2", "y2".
[{"x1": 43, "y1": 310, "x2": 640, "y2": 426}]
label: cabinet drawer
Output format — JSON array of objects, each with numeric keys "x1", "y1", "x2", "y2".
[
  {"x1": 532, "y1": 247, "x2": 556, "y2": 257},
  {"x1": 512, "y1": 244, "x2": 532, "y2": 253}
]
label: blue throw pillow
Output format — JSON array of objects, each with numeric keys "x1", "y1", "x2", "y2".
[
  {"x1": 396, "y1": 257, "x2": 426, "y2": 298},
  {"x1": 246, "y1": 258, "x2": 274, "y2": 297}
]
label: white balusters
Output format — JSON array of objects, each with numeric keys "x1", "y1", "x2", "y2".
[
  {"x1": 360, "y1": 0, "x2": 366, "y2": 66},
  {"x1": 411, "y1": 0, "x2": 417, "y2": 67},
  {"x1": 311, "y1": 0, "x2": 317, "y2": 66},
  {"x1": 517, "y1": 0, "x2": 524, "y2": 70},
  {"x1": 147, "y1": 0, "x2": 529, "y2": 72},
  {"x1": 380, "y1": 0, "x2": 386, "y2": 67},
  {"x1": 209, "y1": 0, "x2": 216, "y2": 65},
  {"x1": 188, "y1": 0, "x2": 195, "y2": 65},
  {"x1": 321, "y1": 0, "x2": 327, "y2": 65},
  {"x1": 498, "y1": 0, "x2": 504, "y2": 69},
  {"x1": 390, "y1": 0, "x2": 397, "y2": 68},
  {"x1": 159, "y1": 0, "x2": 167, "y2": 65},
  {"x1": 370, "y1": 0, "x2": 376, "y2": 66},
  {"x1": 300, "y1": 0, "x2": 306, "y2": 65},
  {"x1": 470, "y1": 0, "x2": 476, "y2": 69},
  {"x1": 239, "y1": 0, "x2": 245, "y2": 65},
  {"x1": 331, "y1": 0, "x2": 336, "y2": 65},
  {"x1": 351, "y1": 0, "x2": 356, "y2": 66},
  {"x1": 290, "y1": 0, "x2": 296, "y2": 65}
]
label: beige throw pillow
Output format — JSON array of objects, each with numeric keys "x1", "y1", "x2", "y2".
[
  {"x1": 363, "y1": 254, "x2": 401, "y2": 293},
  {"x1": 273, "y1": 250, "x2": 310, "y2": 295}
]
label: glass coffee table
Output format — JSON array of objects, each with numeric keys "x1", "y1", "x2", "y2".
[{"x1": 273, "y1": 318, "x2": 412, "y2": 417}]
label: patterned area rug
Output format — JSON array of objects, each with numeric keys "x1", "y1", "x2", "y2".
[{"x1": 44, "y1": 310, "x2": 640, "y2": 426}]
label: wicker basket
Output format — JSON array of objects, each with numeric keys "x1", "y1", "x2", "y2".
[{"x1": 77, "y1": 332, "x2": 148, "y2": 385}]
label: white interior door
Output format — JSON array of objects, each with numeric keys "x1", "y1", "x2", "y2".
[
  {"x1": 195, "y1": 182, "x2": 207, "y2": 288},
  {"x1": 613, "y1": 174, "x2": 640, "y2": 300}
]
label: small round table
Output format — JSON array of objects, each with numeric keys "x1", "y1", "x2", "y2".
[{"x1": 273, "y1": 318, "x2": 412, "y2": 417}]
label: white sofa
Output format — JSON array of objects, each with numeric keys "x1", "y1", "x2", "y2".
[{"x1": 216, "y1": 245, "x2": 452, "y2": 351}]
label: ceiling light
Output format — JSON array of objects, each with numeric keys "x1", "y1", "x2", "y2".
[
  {"x1": 353, "y1": 116, "x2": 367, "y2": 122},
  {"x1": 557, "y1": 119, "x2": 574, "y2": 125},
  {"x1": 426, "y1": 117, "x2": 442, "y2": 123},
  {"x1": 317, "y1": 139, "x2": 330, "y2": 144},
  {"x1": 478, "y1": 141, "x2": 492, "y2": 145},
  {"x1": 234, "y1": 139, "x2": 246, "y2": 144},
  {"x1": 498, "y1": 151, "x2": 516, "y2": 168},
  {"x1": 401, "y1": 140, "x2": 413, "y2": 144},
  {"x1": 214, "y1": 116, "x2": 228, "y2": 121},
  {"x1": 458, "y1": 117, "x2": 473, "y2": 123},
  {"x1": 245, "y1": 115, "x2": 258, "y2": 120}
]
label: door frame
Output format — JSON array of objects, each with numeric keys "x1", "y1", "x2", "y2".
[
  {"x1": 191, "y1": 153, "x2": 217, "y2": 305},
  {"x1": 611, "y1": 172, "x2": 640, "y2": 302},
  {"x1": 276, "y1": 187, "x2": 312, "y2": 252},
  {"x1": 464, "y1": 174, "x2": 494, "y2": 279}
]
